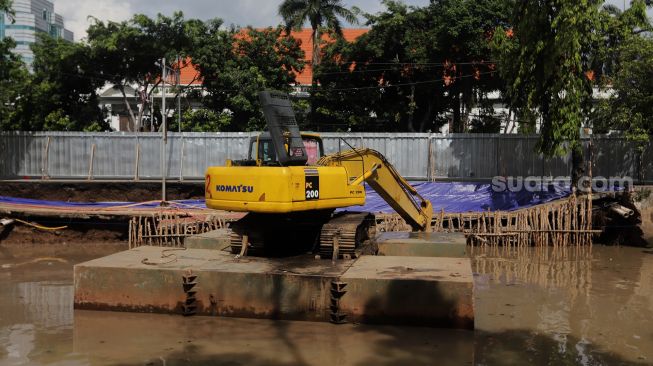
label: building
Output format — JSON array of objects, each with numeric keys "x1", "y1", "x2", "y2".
[
  {"x1": 100, "y1": 28, "x2": 368, "y2": 131},
  {"x1": 290, "y1": 28, "x2": 367, "y2": 95},
  {"x1": 0, "y1": 0, "x2": 73, "y2": 67},
  {"x1": 99, "y1": 58, "x2": 205, "y2": 132}
]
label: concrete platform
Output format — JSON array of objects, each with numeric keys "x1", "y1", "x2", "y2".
[
  {"x1": 376, "y1": 232, "x2": 468, "y2": 257},
  {"x1": 185, "y1": 228, "x2": 231, "y2": 250},
  {"x1": 74, "y1": 246, "x2": 474, "y2": 328}
]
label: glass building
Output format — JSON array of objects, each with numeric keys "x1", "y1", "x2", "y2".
[{"x1": 0, "y1": 0, "x2": 73, "y2": 67}]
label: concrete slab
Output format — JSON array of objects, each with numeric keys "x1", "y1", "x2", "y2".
[
  {"x1": 339, "y1": 256, "x2": 474, "y2": 329},
  {"x1": 185, "y1": 228, "x2": 231, "y2": 250},
  {"x1": 376, "y1": 232, "x2": 468, "y2": 257},
  {"x1": 75, "y1": 246, "x2": 352, "y2": 322},
  {"x1": 74, "y1": 246, "x2": 474, "y2": 328}
]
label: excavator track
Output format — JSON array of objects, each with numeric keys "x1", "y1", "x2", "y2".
[
  {"x1": 228, "y1": 211, "x2": 332, "y2": 257},
  {"x1": 228, "y1": 211, "x2": 375, "y2": 259},
  {"x1": 319, "y1": 212, "x2": 375, "y2": 259}
]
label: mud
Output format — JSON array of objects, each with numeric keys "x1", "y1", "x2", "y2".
[
  {"x1": 0, "y1": 219, "x2": 129, "y2": 246},
  {"x1": 1, "y1": 244, "x2": 652, "y2": 365},
  {"x1": 0, "y1": 181, "x2": 204, "y2": 202}
]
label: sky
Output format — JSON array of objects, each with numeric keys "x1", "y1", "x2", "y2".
[
  {"x1": 53, "y1": 0, "x2": 652, "y2": 42},
  {"x1": 53, "y1": 0, "x2": 430, "y2": 41}
]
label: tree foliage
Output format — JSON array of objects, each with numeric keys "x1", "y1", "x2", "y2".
[
  {"x1": 593, "y1": 35, "x2": 653, "y2": 144},
  {"x1": 0, "y1": 38, "x2": 28, "y2": 129},
  {"x1": 493, "y1": 0, "x2": 601, "y2": 157},
  {"x1": 279, "y1": 0, "x2": 358, "y2": 68},
  {"x1": 592, "y1": 0, "x2": 653, "y2": 144},
  {"x1": 0, "y1": 1, "x2": 651, "y2": 144},
  {"x1": 169, "y1": 107, "x2": 232, "y2": 132},
  {"x1": 0, "y1": 0, "x2": 12, "y2": 17},
  {"x1": 313, "y1": 0, "x2": 510, "y2": 132},
  {"x1": 194, "y1": 26, "x2": 305, "y2": 131},
  {"x1": 86, "y1": 12, "x2": 204, "y2": 131},
  {"x1": 17, "y1": 35, "x2": 108, "y2": 131}
]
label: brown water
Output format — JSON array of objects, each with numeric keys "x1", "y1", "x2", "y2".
[{"x1": 0, "y1": 245, "x2": 652, "y2": 365}]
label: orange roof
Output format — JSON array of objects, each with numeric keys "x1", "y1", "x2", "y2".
[
  {"x1": 176, "y1": 28, "x2": 368, "y2": 87},
  {"x1": 290, "y1": 28, "x2": 368, "y2": 85},
  {"x1": 177, "y1": 58, "x2": 202, "y2": 86}
]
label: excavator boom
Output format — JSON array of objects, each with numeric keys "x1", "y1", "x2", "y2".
[{"x1": 318, "y1": 148, "x2": 432, "y2": 232}]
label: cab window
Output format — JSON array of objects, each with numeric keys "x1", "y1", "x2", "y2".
[
  {"x1": 249, "y1": 139, "x2": 277, "y2": 162},
  {"x1": 249, "y1": 136, "x2": 322, "y2": 165}
]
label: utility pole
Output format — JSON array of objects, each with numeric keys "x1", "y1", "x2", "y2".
[
  {"x1": 177, "y1": 55, "x2": 183, "y2": 182},
  {"x1": 161, "y1": 57, "x2": 167, "y2": 204},
  {"x1": 177, "y1": 55, "x2": 182, "y2": 133}
]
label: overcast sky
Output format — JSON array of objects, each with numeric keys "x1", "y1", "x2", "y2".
[
  {"x1": 53, "y1": 0, "x2": 427, "y2": 41},
  {"x1": 53, "y1": 0, "x2": 651, "y2": 42}
]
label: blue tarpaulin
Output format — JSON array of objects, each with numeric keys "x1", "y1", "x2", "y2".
[
  {"x1": 0, "y1": 181, "x2": 571, "y2": 214},
  {"x1": 344, "y1": 181, "x2": 571, "y2": 213}
]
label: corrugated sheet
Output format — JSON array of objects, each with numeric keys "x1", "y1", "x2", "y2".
[{"x1": 0, "y1": 131, "x2": 650, "y2": 183}]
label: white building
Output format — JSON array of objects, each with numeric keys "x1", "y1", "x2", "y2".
[{"x1": 0, "y1": 0, "x2": 73, "y2": 67}]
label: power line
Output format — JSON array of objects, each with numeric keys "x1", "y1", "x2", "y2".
[
  {"x1": 39, "y1": 67, "x2": 500, "y2": 94},
  {"x1": 322, "y1": 71, "x2": 497, "y2": 91}
]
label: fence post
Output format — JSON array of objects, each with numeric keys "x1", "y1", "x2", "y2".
[
  {"x1": 495, "y1": 135, "x2": 500, "y2": 178},
  {"x1": 180, "y1": 137, "x2": 185, "y2": 181},
  {"x1": 41, "y1": 136, "x2": 51, "y2": 180},
  {"x1": 427, "y1": 135, "x2": 433, "y2": 181},
  {"x1": 87, "y1": 143, "x2": 96, "y2": 180},
  {"x1": 134, "y1": 142, "x2": 140, "y2": 181}
]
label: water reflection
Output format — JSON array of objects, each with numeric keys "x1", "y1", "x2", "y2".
[
  {"x1": 473, "y1": 245, "x2": 652, "y2": 365},
  {"x1": 72, "y1": 311, "x2": 473, "y2": 366},
  {"x1": 0, "y1": 246, "x2": 652, "y2": 365}
]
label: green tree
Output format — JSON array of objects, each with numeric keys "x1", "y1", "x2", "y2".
[
  {"x1": 0, "y1": 38, "x2": 28, "y2": 130},
  {"x1": 0, "y1": 0, "x2": 12, "y2": 15},
  {"x1": 314, "y1": 0, "x2": 510, "y2": 132},
  {"x1": 593, "y1": 35, "x2": 653, "y2": 147},
  {"x1": 494, "y1": 0, "x2": 601, "y2": 187},
  {"x1": 169, "y1": 107, "x2": 231, "y2": 132},
  {"x1": 9, "y1": 35, "x2": 108, "y2": 131},
  {"x1": 279, "y1": 0, "x2": 357, "y2": 69},
  {"x1": 592, "y1": 0, "x2": 652, "y2": 81},
  {"x1": 86, "y1": 12, "x2": 205, "y2": 131},
  {"x1": 279, "y1": 0, "x2": 358, "y2": 125},
  {"x1": 427, "y1": 0, "x2": 511, "y2": 133},
  {"x1": 194, "y1": 26, "x2": 305, "y2": 131},
  {"x1": 591, "y1": 0, "x2": 652, "y2": 145}
]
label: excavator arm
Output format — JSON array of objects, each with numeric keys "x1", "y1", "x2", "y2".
[{"x1": 318, "y1": 148, "x2": 433, "y2": 232}]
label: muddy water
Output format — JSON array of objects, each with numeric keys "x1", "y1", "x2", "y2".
[{"x1": 0, "y1": 245, "x2": 652, "y2": 365}]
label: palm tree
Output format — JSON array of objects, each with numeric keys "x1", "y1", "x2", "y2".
[{"x1": 279, "y1": 0, "x2": 358, "y2": 83}]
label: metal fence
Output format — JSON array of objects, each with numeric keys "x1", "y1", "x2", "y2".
[{"x1": 1, "y1": 131, "x2": 651, "y2": 182}]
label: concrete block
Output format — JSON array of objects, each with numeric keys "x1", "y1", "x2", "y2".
[
  {"x1": 339, "y1": 256, "x2": 474, "y2": 329},
  {"x1": 185, "y1": 228, "x2": 231, "y2": 250},
  {"x1": 376, "y1": 232, "x2": 467, "y2": 257},
  {"x1": 74, "y1": 246, "x2": 475, "y2": 328},
  {"x1": 74, "y1": 246, "x2": 352, "y2": 321}
]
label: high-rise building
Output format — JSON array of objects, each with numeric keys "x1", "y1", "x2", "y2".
[{"x1": 0, "y1": 0, "x2": 74, "y2": 67}]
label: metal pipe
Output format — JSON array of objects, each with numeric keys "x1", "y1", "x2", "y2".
[{"x1": 161, "y1": 57, "x2": 167, "y2": 203}]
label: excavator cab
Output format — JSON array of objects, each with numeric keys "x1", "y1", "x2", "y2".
[{"x1": 248, "y1": 133, "x2": 325, "y2": 166}]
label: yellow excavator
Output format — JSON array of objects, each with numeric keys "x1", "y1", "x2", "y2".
[{"x1": 205, "y1": 91, "x2": 432, "y2": 258}]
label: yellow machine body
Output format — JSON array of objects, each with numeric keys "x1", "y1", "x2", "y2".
[
  {"x1": 205, "y1": 165, "x2": 365, "y2": 213},
  {"x1": 205, "y1": 132, "x2": 432, "y2": 232}
]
